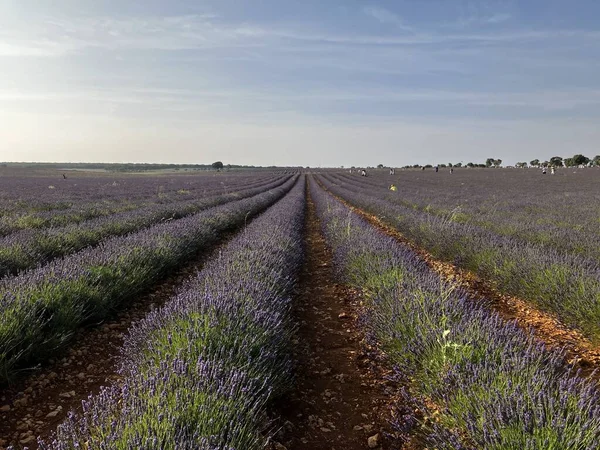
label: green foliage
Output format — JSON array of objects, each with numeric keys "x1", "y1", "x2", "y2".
[
  {"x1": 550, "y1": 156, "x2": 563, "y2": 167},
  {"x1": 572, "y1": 154, "x2": 590, "y2": 166}
]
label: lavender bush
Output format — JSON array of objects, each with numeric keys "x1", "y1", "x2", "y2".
[
  {"x1": 0, "y1": 175, "x2": 297, "y2": 384},
  {"x1": 0, "y1": 172, "x2": 278, "y2": 236},
  {"x1": 0, "y1": 175, "x2": 291, "y2": 278},
  {"x1": 317, "y1": 173, "x2": 600, "y2": 341},
  {"x1": 310, "y1": 177, "x2": 600, "y2": 449},
  {"x1": 39, "y1": 176, "x2": 305, "y2": 449},
  {"x1": 327, "y1": 169, "x2": 600, "y2": 259}
]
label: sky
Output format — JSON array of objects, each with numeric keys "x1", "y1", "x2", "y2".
[{"x1": 1, "y1": 0, "x2": 600, "y2": 167}]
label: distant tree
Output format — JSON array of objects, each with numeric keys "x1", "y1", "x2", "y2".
[
  {"x1": 454, "y1": 162, "x2": 462, "y2": 168},
  {"x1": 377, "y1": 164, "x2": 384, "y2": 169},
  {"x1": 466, "y1": 162, "x2": 475, "y2": 168},
  {"x1": 485, "y1": 158, "x2": 495, "y2": 167},
  {"x1": 424, "y1": 164, "x2": 433, "y2": 168},
  {"x1": 412, "y1": 164, "x2": 420, "y2": 168},
  {"x1": 516, "y1": 162, "x2": 528, "y2": 168},
  {"x1": 593, "y1": 155, "x2": 600, "y2": 166},
  {"x1": 212, "y1": 161, "x2": 224, "y2": 170},
  {"x1": 494, "y1": 159, "x2": 502, "y2": 168},
  {"x1": 572, "y1": 154, "x2": 590, "y2": 166},
  {"x1": 439, "y1": 164, "x2": 447, "y2": 168},
  {"x1": 542, "y1": 161, "x2": 550, "y2": 167},
  {"x1": 550, "y1": 156, "x2": 563, "y2": 167},
  {"x1": 448, "y1": 163, "x2": 453, "y2": 167},
  {"x1": 530, "y1": 159, "x2": 540, "y2": 167},
  {"x1": 564, "y1": 158, "x2": 575, "y2": 167}
]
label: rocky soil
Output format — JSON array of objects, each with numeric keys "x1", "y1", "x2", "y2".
[{"x1": 271, "y1": 190, "x2": 400, "y2": 450}]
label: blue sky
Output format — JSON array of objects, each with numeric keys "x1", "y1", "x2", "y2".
[{"x1": 1, "y1": 0, "x2": 600, "y2": 166}]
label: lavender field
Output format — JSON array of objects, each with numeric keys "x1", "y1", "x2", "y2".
[
  {"x1": 0, "y1": 169, "x2": 295, "y2": 381},
  {"x1": 323, "y1": 168, "x2": 600, "y2": 259},
  {"x1": 318, "y1": 168, "x2": 600, "y2": 341},
  {"x1": 310, "y1": 175, "x2": 600, "y2": 448},
  {"x1": 1, "y1": 167, "x2": 600, "y2": 449}
]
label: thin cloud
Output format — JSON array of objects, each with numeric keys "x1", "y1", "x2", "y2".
[
  {"x1": 4, "y1": 85, "x2": 599, "y2": 114},
  {"x1": 451, "y1": 5, "x2": 512, "y2": 29},
  {"x1": 0, "y1": 14, "x2": 264, "y2": 57},
  {"x1": 1, "y1": 11, "x2": 598, "y2": 59},
  {"x1": 363, "y1": 6, "x2": 413, "y2": 31},
  {"x1": 267, "y1": 28, "x2": 600, "y2": 47}
]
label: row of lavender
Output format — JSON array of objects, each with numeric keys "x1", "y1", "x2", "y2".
[
  {"x1": 0, "y1": 172, "x2": 279, "y2": 237},
  {"x1": 0, "y1": 175, "x2": 290, "y2": 278},
  {"x1": 331, "y1": 170, "x2": 600, "y2": 261},
  {"x1": 310, "y1": 177, "x2": 600, "y2": 448},
  {"x1": 0, "y1": 171, "x2": 277, "y2": 213},
  {"x1": 317, "y1": 173, "x2": 600, "y2": 342},
  {"x1": 0, "y1": 176, "x2": 297, "y2": 384},
  {"x1": 38, "y1": 177, "x2": 306, "y2": 449}
]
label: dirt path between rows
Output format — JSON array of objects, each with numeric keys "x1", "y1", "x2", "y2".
[
  {"x1": 272, "y1": 188, "x2": 400, "y2": 450},
  {"x1": 316, "y1": 178, "x2": 600, "y2": 377},
  {"x1": 0, "y1": 231, "x2": 238, "y2": 450}
]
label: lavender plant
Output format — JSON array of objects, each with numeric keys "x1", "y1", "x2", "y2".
[
  {"x1": 0, "y1": 175, "x2": 291, "y2": 278},
  {"x1": 0, "y1": 172, "x2": 280, "y2": 237},
  {"x1": 39, "y1": 177, "x2": 305, "y2": 449},
  {"x1": 310, "y1": 177, "x2": 600, "y2": 449},
  {"x1": 0, "y1": 175, "x2": 297, "y2": 384},
  {"x1": 327, "y1": 168, "x2": 600, "y2": 259},
  {"x1": 317, "y1": 173, "x2": 600, "y2": 342}
]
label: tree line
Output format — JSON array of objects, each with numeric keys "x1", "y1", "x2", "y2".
[
  {"x1": 396, "y1": 154, "x2": 600, "y2": 169},
  {"x1": 517, "y1": 154, "x2": 600, "y2": 168}
]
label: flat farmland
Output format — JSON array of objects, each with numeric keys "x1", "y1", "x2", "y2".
[
  {"x1": 1, "y1": 167, "x2": 600, "y2": 449},
  {"x1": 319, "y1": 168, "x2": 600, "y2": 341}
]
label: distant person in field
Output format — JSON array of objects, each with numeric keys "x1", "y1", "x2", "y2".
[
  {"x1": 62, "y1": 173, "x2": 67, "y2": 179},
  {"x1": 551, "y1": 167, "x2": 555, "y2": 175},
  {"x1": 389, "y1": 168, "x2": 395, "y2": 175},
  {"x1": 435, "y1": 166, "x2": 439, "y2": 173},
  {"x1": 542, "y1": 167, "x2": 547, "y2": 174},
  {"x1": 361, "y1": 169, "x2": 367, "y2": 177},
  {"x1": 450, "y1": 168, "x2": 454, "y2": 174},
  {"x1": 422, "y1": 166, "x2": 425, "y2": 171}
]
